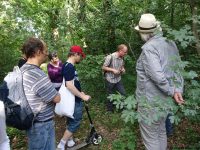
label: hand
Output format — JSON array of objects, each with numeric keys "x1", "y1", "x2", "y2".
[
  {"x1": 112, "y1": 69, "x2": 120, "y2": 75},
  {"x1": 173, "y1": 92, "x2": 184, "y2": 105},
  {"x1": 120, "y1": 68, "x2": 125, "y2": 73},
  {"x1": 81, "y1": 93, "x2": 91, "y2": 101}
]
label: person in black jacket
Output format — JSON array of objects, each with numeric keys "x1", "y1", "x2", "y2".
[{"x1": 18, "y1": 54, "x2": 27, "y2": 68}]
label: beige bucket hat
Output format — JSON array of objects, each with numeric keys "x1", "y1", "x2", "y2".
[{"x1": 135, "y1": 13, "x2": 160, "y2": 33}]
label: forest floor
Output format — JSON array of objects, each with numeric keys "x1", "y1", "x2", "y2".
[
  {"x1": 9, "y1": 102, "x2": 200, "y2": 150},
  {"x1": 54, "y1": 102, "x2": 200, "y2": 150}
]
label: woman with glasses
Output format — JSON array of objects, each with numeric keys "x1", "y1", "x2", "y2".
[{"x1": 47, "y1": 51, "x2": 63, "y2": 91}]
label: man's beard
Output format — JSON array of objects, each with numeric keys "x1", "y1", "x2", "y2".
[{"x1": 139, "y1": 33, "x2": 152, "y2": 42}]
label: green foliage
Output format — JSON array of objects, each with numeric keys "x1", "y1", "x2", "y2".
[
  {"x1": 0, "y1": 1, "x2": 37, "y2": 81},
  {"x1": 7, "y1": 127, "x2": 26, "y2": 149},
  {"x1": 0, "y1": 0, "x2": 200, "y2": 148},
  {"x1": 112, "y1": 127, "x2": 136, "y2": 150},
  {"x1": 40, "y1": 63, "x2": 48, "y2": 74},
  {"x1": 76, "y1": 54, "x2": 136, "y2": 103},
  {"x1": 76, "y1": 54, "x2": 106, "y2": 101},
  {"x1": 185, "y1": 54, "x2": 200, "y2": 75},
  {"x1": 165, "y1": 24, "x2": 195, "y2": 49},
  {"x1": 109, "y1": 59, "x2": 200, "y2": 126}
]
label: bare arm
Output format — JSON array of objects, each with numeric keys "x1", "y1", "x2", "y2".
[
  {"x1": 120, "y1": 66, "x2": 125, "y2": 74},
  {"x1": 66, "y1": 80, "x2": 91, "y2": 101},
  {"x1": 102, "y1": 66, "x2": 120, "y2": 74},
  {"x1": 52, "y1": 93, "x2": 61, "y2": 103},
  {"x1": 173, "y1": 92, "x2": 184, "y2": 104}
]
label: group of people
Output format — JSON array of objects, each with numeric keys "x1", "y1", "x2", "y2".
[
  {"x1": 0, "y1": 38, "x2": 90, "y2": 150},
  {"x1": 0, "y1": 13, "x2": 184, "y2": 150},
  {"x1": 102, "y1": 13, "x2": 184, "y2": 150},
  {"x1": 47, "y1": 46, "x2": 91, "y2": 150}
]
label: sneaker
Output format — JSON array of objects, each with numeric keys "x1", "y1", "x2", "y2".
[
  {"x1": 56, "y1": 146, "x2": 65, "y2": 150},
  {"x1": 57, "y1": 140, "x2": 66, "y2": 150},
  {"x1": 67, "y1": 138, "x2": 75, "y2": 147},
  {"x1": 56, "y1": 148, "x2": 64, "y2": 150}
]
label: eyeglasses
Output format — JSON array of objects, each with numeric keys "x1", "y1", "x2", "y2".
[{"x1": 121, "y1": 50, "x2": 128, "y2": 54}]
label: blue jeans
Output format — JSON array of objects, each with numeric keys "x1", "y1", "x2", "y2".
[
  {"x1": 67, "y1": 101, "x2": 83, "y2": 133},
  {"x1": 27, "y1": 120, "x2": 55, "y2": 150}
]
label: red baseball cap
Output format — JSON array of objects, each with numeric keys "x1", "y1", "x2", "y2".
[{"x1": 70, "y1": 45, "x2": 86, "y2": 58}]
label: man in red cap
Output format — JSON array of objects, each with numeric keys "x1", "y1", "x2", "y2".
[{"x1": 57, "y1": 45, "x2": 91, "y2": 150}]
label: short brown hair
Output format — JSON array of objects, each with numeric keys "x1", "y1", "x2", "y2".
[
  {"x1": 67, "y1": 51, "x2": 77, "y2": 58},
  {"x1": 21, "y1": 37, "x2": 44, "y2": 58},
  {"x1": 48, "y1": 51, "x2": 57, "y2": 60}
]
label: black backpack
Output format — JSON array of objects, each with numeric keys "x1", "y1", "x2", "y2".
[
  {"x1": 0, "y1": 66, "x2": 35, "y2": 130},
  {"x1": 103, "y1": 54, "x2": 113, "y2": 76}
]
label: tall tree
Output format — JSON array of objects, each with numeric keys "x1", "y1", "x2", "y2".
[
  {"x1": 103, "y1": 0, "x2": 116, "y2": 53},
  {"x1": 189, "y1": 0, "x2": 200, "y2": 55},
  {"x1": 170, "y1": 0, "x2": 175, "y2": 27}
]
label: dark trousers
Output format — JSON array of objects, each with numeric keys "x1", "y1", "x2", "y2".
[
  {"x1": 106, "y1": 80, "x2": 126, "y2": 111},
  {"x1": 165, "y1": 113, "x2": 173, "y2": 137}
]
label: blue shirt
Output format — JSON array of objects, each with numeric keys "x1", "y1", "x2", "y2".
[{"x1": 62, "y1": 62, "x2": 82, "y2": 102}]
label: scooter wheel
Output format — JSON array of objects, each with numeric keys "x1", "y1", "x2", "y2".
[{"x1": 92, "y1": 134, "x2": 102, "y2": 145}]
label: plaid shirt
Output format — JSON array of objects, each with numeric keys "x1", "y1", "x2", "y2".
[{"x1": 103, "y1": 53, "x2": 124, "y2": 83}]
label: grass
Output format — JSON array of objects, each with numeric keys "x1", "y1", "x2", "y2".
[{"x1": 7, "y1": 127, "x2": 27, "y2": 150}]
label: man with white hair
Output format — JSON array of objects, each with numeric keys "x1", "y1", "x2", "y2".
[{"x1": 135, "y1": 13, "x2": 184, "y2": 150}]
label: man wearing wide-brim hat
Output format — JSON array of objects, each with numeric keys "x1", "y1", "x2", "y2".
[{"x1": 135, "y1": 13, "x2": 184, "y2": 150}]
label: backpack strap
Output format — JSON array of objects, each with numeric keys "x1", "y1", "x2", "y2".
[
  {"x1": 107, "y1": 54, "x2": 113, "y2": 68},
  {"x1": 20, "y1": 66, "x2": 43, "y2": 115}
]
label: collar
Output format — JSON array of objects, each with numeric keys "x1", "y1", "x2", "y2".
[
  {"x1": 142, "y1": 34, "x2": 163, "y2": 48},
  {"x1": 112, "y1": 52, "x2": 123, "y2": 59}
]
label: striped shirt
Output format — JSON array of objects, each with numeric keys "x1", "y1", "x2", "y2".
[
  {"x1": 21, "y1": 64, "x2": 58, "y2": 121},
  {"x1": 103, "y1": 53, "x2": 124, "y2": 83}
]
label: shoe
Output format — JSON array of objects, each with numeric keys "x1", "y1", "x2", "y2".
[
  {"x1": 67, "y1": 138, "x2": 75, "y2": 147},
  {"x1": 167, "y1": 132, "x2": 173, "y2": 137},
  {"x1": 56, "y1": 148, "x2": 64, "y2": 150},
  {"x1": 57, "y1": 140, "x2": 66, "y2": 150},
  {"x1": 56, "y1": 146, "x2": 65, "y2": 150}
]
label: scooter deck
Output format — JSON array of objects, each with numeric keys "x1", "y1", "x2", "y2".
[{"x1": 67, "y1": 141, "x2": 88, "y2": 150}]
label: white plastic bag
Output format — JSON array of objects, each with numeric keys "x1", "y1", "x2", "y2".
[{"x1": 55, "y1": 79, "x2": 75, "y2": 118}]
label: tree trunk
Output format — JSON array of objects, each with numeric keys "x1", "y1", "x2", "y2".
[
  {"x1": 103, "y1": 0, "x2": 116, "y2": 54},
  {"x1": 78, "y1": 0, "x2": 86, "y2": 22},
  {"x1": 189, "y1": 0, "x2": 200, "y2": 55},
  {"x1": 170, "y1": 0, "x2": 175, "y2": 27}
]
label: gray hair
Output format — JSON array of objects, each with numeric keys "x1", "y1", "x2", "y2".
[{"x1": 139, "y1": 26, "x2": 163, "y2": 42}]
